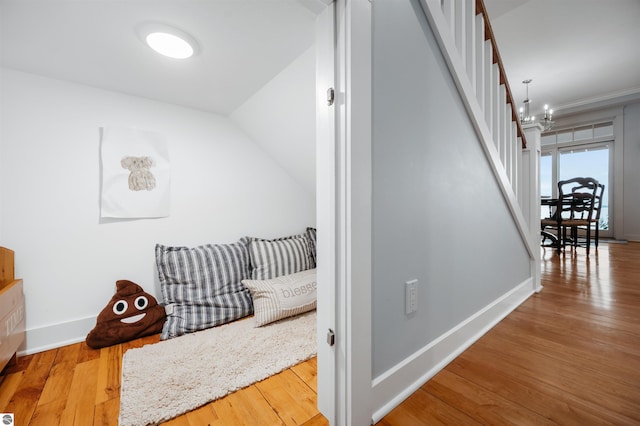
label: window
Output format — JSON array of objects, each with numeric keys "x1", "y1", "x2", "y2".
[
  {"x1": 559, "y1": 144, "x2": 609, "y2": 230},
  {"x1": 540, "y1": 122, "x2": 613, "y2": 234},
  {"x1": 540, "y1": 153, "x2": 553, "y2": 198},
  {"x1": 540, "y1": 152, "x2": 553, "y2": 218}
]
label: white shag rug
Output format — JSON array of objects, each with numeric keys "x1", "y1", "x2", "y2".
[{"x1": 119, "y1": 311, "x2": 317, "y2": 426}]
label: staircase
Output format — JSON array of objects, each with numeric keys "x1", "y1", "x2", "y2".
[{"x1": 421, "y1": 0, "x2": 536, "y2": 258}]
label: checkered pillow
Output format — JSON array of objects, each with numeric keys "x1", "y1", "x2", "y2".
[{"x1": 155, "y1": 241, "x2": 253, "y2": 339}]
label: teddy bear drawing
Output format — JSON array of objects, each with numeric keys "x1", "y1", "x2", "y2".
[{"x1": 121, "y1": 156, "x2": 156, "y2": 191}]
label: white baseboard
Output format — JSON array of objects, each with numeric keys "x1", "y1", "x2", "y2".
[
  {"x1": 371, "y1": 278, "x2": 534, "y2": 423},
  {"x1": 19, "y1": 315, "x2": 97, "y2": 355}
]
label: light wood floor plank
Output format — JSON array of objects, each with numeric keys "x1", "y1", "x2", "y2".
[
  {"x1": 379, "y1": 387, "x2": 481, "y2": 425},
  {"x1": 94, "y1": 345, "x2": 121, "y2": 406},
  {"x1": 0, "y1": 372, "x2": 24, "y2": 410},
  {"x1": 488, "y1": 317, "x2": 640, "y2": 389},
  {"x1": 463, "y1": 331, "x2": 640, "y2": 420},
  {"x1": 423, "y1": 369, "x2": 555, "y2": 425},
  {"x1": 446, "y1": 356, "x2": 618, "y2": 426},
  {"x1": 185, "y1": 403, "x2": 220, "y2": 425},
  {"x1": 60, "y1": 358, "x2": 100, "y2": 426},
  {"x1": 28, "y1": 398, "x2": 66, "y2": 426},
  {"x1": 3, "y1": 350, "x2": 56, "y2": 426},
  {"x1": 76, "y1": 342, "x2": 100, "y2": 365},
  {"x1": 447, "y1": 354, "x2": 637, "y2": 425},
  {"x1": 301, "y1": 413, "x2": 330, "y2": 426},
  {"x1": 210, "y1": 384, "x2": 284, "y2": 426},
  {"x1": 93, "y1": 397, "x2": 119, "y2": 426},
  {"x1": 37, "y1": 344, "x2": 80, "y2": 407},
  {"x1": 255, "y1": 369, "x2": 318, "y2": 426},
  {"x1": 290, "y1": 357, "x2": 318, "y2": 393},
  {"x1": 161, "y1": 415, "x2": 191, "y2": 426}
]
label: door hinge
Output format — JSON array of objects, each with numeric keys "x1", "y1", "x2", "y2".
[
  {"x1": 327, "y1": 88, "x2": 335, "y2": 106},
  {"x1": 326, "y1": 329, "x2": 335, "y2": 346}
]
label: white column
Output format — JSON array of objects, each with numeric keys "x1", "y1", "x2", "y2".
[{"x1": 521, "y1": 123, "x2": 543, "y2": 292}]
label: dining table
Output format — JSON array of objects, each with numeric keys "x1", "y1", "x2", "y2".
[
  {"x1": 541, "y1": 195, "x2": 590, "y2": 253},
  {"x1": 541, "y1": 197, "x2": 561, "y2": 248}
]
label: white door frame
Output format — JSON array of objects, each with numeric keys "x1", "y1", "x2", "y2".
[
  {"x1": 316, "y1": 1, "x2": 373, "y2": 425},
  {"x1": 315, "y1": 2, "x2": 337, "y2": 422}
]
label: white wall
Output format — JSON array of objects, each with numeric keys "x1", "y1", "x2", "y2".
[
  {"x1": 0, "y1": 137, "x2": 2, "y2": 244},
  {"x1": 369, "y1": 0, "x2": 532, "y2": 418},
  {"x1": 230, "y1": 46, "x2": 316, "y2": 196},
  {"x1": 0, "y1": 68, "x2": 4, "y2": 243},
  {"x1": 372, "y1": 0, "x2": 531, "y2": 377},
  {"x1": 623, "y1": 102, "x2": 640, "y2": 241},
  {"x1": 0, "y1": 68, "x2": 315, "y2": 353}
]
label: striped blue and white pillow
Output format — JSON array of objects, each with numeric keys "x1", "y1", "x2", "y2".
[
  {"x1": 247, "y1": 234, "x2": 314, "y2": 280},
  {"x1": 306, "y1": 227, "x2": 317, "y2": 263},
  {"x1": 242, "y1": 268, "x2": 317, "y2": 327},
  {"x1": 155, "y1": 241, "x2": 253, "y2": 340}
]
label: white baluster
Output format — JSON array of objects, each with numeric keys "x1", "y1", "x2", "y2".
[
  {"x1": 512, "y1": 122, "x2": 519, "y2": 197},
  {"x1": 504, "y1": 101, "x2": 512, "y2": 180},
  {"x1": 499, "y1": 85, "x2": 507, "y2": 166},
  {"x1": 474, "y1": 13, "x2": 484, "y2": 100},
  {"x1": 484, "y1": 40, "x2": 493, "y2": 135},
  {"x1": 492, "y1": 63, "x2": 500, "y2": 151},
  {"x1": 442, "y1": 0, "x2": 454, "y2": 31},
  {"x1": 454, "y1": 0, "x2": 465, "y2": 69}
]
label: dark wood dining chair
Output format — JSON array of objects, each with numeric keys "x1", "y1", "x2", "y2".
[
  {"x1": 540, "y1": 177, "x2": 599, "y2": 254},
  {"x1": 561, "y1": 177, "x2": 599, "y2": 254},
  {"x1": 575, "y1": 182, "x2": 605, "y2": 249}
]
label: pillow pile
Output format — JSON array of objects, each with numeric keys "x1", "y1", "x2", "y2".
[
  {"x1": 246, "y1": 233, "x2": 315, "y2": 280},
  {"x1": 155, "y1": 241, "x2": 253, "y2": 339},
  {"x1": 306, "y1": 227, "x2": 317, "y2": 264},
  {"x1": 156, "y1": 228, "x2": 317, "y2": 337},
  {"x1": 242, "y1": 268, "x2": 317, "y2": 327}
]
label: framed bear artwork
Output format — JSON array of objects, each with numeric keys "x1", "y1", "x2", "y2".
[{"x1": 100, "y1": 126, "x2": 170, "y2": 219}]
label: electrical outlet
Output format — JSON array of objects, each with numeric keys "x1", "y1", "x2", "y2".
[{"x1": 405, "y1": 279, "x2": 418, "y2": 314}]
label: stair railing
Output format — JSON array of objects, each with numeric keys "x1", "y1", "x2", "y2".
[{"x1": 421, "y1": 0, "x2": 536, "y2": 259}]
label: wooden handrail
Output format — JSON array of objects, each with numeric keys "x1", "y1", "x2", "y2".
[{"x1": 475, "y1": 0, "x2": 527, "y2": 149}]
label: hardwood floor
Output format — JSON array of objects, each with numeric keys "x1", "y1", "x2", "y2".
[
  {"x1": 1, "y1": 241, "x2": 639, "y2": 425},
  {"x1": 380, "y1": 241, "x2": 640, "y2": 425},
  {"x1": 0, "y1": 328, "x2": 326, "y2": 425}
]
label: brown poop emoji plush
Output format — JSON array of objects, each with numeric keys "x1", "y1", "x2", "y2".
[{"x1": 86, "y1": 280, "x2": 166, "y2": 349}]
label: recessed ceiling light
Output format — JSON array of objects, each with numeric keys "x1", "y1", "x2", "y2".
[
  {"x1": 137, "y1": 23, "x2": 199, "y2": 59},
  {"x1": 146, "y1": 32, "x2": 193, "y2": 58}
]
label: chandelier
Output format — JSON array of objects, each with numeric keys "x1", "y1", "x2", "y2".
[{"x1": 519, "y1": 79, "x2": 554, "y2": 131}]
